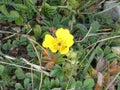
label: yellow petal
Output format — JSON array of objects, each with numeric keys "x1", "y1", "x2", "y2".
[
  {"x1": 56, "y1": 28, "x2": 70, "y2": 38},
  {"x1": 65, "y1": 35, "x2": 74, "y2": 47},
  {"x1": 42, "y1": 34, "x2": 54, "y2": 48},
  {"x1": 49, "y1": 46, "x2": 57, "y2": 53},
  {"x1": 59, "y1": 47, "x2": 69, "y2": 54},
  {"x1": 56, "y1": 28, "x2": 74, "y2": 47}
]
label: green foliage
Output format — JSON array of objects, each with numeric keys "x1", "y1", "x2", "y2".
[
  {"x1": 0, "y1": 0, "x2": 120, "y2": 90},
  {"x1": 83, "y1": 78, "x2": 95, "y2": 90},
  {"x1": 15, "y1": 68, "x2": 25, "y2": 80},
  {"x1": 50, "y1": 65, "x2": 65, "y2": 81},
  {"x1": 42, "y1": 3, "x2": 57, "y2": 18},
  {"x1": 13, "y1": 4, "x2": 29, "y2": 12},
  {"x1": 67, "y1": 0, "x2": 80, "y2": 9},
  {"x1": 33, "y1": 24, "x2": 42, "y2": 38},
  {"x1": 2, "y1": 40, "x2": 12, "y2": 50},
  {"x1": 15, "y1": 83, "x2": 24, "y2": 90},
  {"x1": 0, "y1": 65, "x2": 5, "y2": 75}
]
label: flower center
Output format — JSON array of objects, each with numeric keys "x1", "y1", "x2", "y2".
[{"x1": 58, "y1": 42, "x2": 61, "y2": 46}]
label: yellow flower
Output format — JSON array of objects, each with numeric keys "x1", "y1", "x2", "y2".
[{"x1": 42, "y1": 28, "x2": 74, "y2": 54}]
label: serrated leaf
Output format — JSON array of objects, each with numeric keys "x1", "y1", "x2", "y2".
[
  {"x1": 9, "y1": 10, "x2": 19, "y2": 19},
  {"x1": 57, "y1": 70, "x2": 65, "y2": 81},
  {"x1": 95, "y1": 47, "x2": 103, "y2": 55},
  {"x1": 106, "y1": 53, "x2": 116, "y2": 60},
  {"x1": 2, "y1": 40, "x2": 12, "y2": 50},
  {"x1": 68, "y1": 0, "x2": 80, "y2": 9},
  {"x1": 50, "y1": 69, "x2": 59, "y2": 77},
  {"x1": 76, "y1": 81, "x2": 82, "y2": 88},
  {"x1": 15, "y1": 83, "x2": 23, "y2": 89},
  {"x1": 0, "y1": 14, "x2": 7, "y2": 22},
  {"x1": 74, "y1": 24, "x2": 88, "y2": 36},
  {"x1": 24, "y1": 78, "x2": 30, "y2": 88},
  {"x1": 51, "y1": 79, "x2": 59, "y2": 88},
  {"x1": 42, "y1": 3, "x2": 57, "y2": 18},
  {"x1": 13, "y1": 4, "x2": 29, "y2": 12},
  {"x1": 28, "y1": 51, "x2": 36, "y2": 58},
  {"x1": 44, "y1": 77, "x2": 51, "y2": 87},
  {"x1": 90, "y1": 21, "x2": 100, "y2": 33},
  {"x1": 0, "y1": 65, "x2": 5, "y2": 74},
  {"x1": 104, "y1": 46, "x2": 111, "y2": 56},
  {"x1": 15, "y1": 68, "x2": 25, "y2": 80},
  {"x1": 84, "y1": 78, "x2": 95, "y2": 89},
  {"x1": 15, "y1": 16, "x2": 23, "y2": 25},
  {"x1": 20, "y1": 37, "x2": 28, "y2": 45},
  {"x1": 0, "y1": 5, "x2": 9, "y2": 16},
  {"x1": 33, "y1": 25, "x2": 42, "y2": 38}
]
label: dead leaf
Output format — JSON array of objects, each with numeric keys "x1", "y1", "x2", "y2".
[
  {"x1": 95, "y1": 72, "x2": 104, "y2": 90},
  {"x1": 95, "y1": 83, "x2": 102, "y2": 90},
  {"x1": 97, "y1": 72, "x2": 104, "y2": 87},
  {"x1": 96, "y1": 56, "x2": 108, "y2": 72},
  {"x1": 109, "y1": 60, "x2": 120, "y2": 75},
  {"x1": 112, "y1": 47, "x2": 120, "y2": 55},
  {"x1": 45, "y1": 61, "x2": 56, "y2": 70}
]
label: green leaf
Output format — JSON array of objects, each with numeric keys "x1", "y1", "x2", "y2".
[
  {"x1": 33, "y1": 24, "x2": 42, "y2": 38},
  {"x1": 51, "y1": 79, "x2": 59, "y2": 88},
  {"x1": 104, "y1": 46, "x2": 111, "y2": 56},
  {"x1": 67, "y1": 77, "x2": 76, "y2": 89},
  {"x1": 42, "y1": 3, "x2": 57, "y2": 18},
  {"x1": 25, "y1": 73, "x2": 31, "y2": 79},
  {"x1": 2, "y1": 40, "x2": 12, "y2": 50},
  {"x1": 90, "y1": 21, "x2": 100, "y2": 33},
  {"x1": 95, "y1": 47, "x2": 103, "y2": 56},
  {"x1": 76, "y1": 81, "x2": 82, "y2": 89},
  {"x1": 24, "y1": 78, "x2": 30, "y2": 88},
  {"x1": 117, "y1": 82, "x2": 120, "y2": 90},
  {"x1": 0, "y1": 5, "x2": 9, "y2": 16},
  {"x1": 57, "y1": 69, "x2": 65, "y2": 81},
  {"x1": 106, "y1": 53, "x2": 116, "y2": 61},
  {"x1": 24, "y1": 0, "x2": 37, "y2": 12},
  {"x1": 15, "y1": 16, "x2": 23, "y2": 25},
  {"x1": 27, "y1": 52, "x2": 36, "y2": 57},
  {"x1": 84, "y1": 78, "x2": 94, "y2": 89},
  {"x1": 0, "y1": 13, "x2": 7, "y2": 22},
  {"x1": 74, "y1": 24, "x2": 88, "y2": 36},
  {"x1": 9, "y1": 10, "x2": 19, "y2": 19},
  {"x1": 56, "y1": 54, "x2": 65, "y2": 64},
  {"x1": 44, "y1": 77, "x2": 51, "y2": 87},
  {"x1": 0, "y1": 65, "x2": 5, "y2": 75},
  {"x1": 13, "y1": 4, "x2": 29, "y2": 12},
  {"x1": 20, "y1": 37, "x2": 28, "y2": 45},
  {"x1": 15, "y1": 68, "x2": 25, "y2": 80},
  {"x1": 15, "y1": 83, "x2": 23, "y2": 90},
  {"x1": 50, "y1": 65, "x2": 61, "y2": 77},
  {"x1": 50, "y1": 69, "x2": 59, "y2": 77},
  {"x1": 68, "y1": 0, "x2": 80, "y2": 9}
]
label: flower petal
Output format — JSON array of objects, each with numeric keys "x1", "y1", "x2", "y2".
[
  {"x1": 59, "y1": 47, "x2": 69, "y2": 54},
  {"x1": 42, "y1": 34, "x2": 54, "y2": 48},
  {"x1": 65, "y1": 35, "x2": 74, "y2": 47},
  {"x1": 49, "y1": 46, "x2": 57, "y2": 53},
  {"x1": 56, "y1": 28, "x2": 70, "y2": 38}
]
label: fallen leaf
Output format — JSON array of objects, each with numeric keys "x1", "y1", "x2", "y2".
[
  {"x1": 112, "y1": 47, "x2": 120, "y2": 55},
  {"x1": 97, "y1": 72, "x2": 104, "y2": 87},
  {"x1": 95, "y1": 83, "x2": 102, "y2": 90},
  {"x1": 96, "y1": 56, "x2": 108, "y2": 72},
  {"x1": 109, "y1": 60, "x2": 120, "y2": 75}
]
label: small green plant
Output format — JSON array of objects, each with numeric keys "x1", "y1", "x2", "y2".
[{"x1": 0, "y1": 0, "x2": 120, "y2": 90}]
